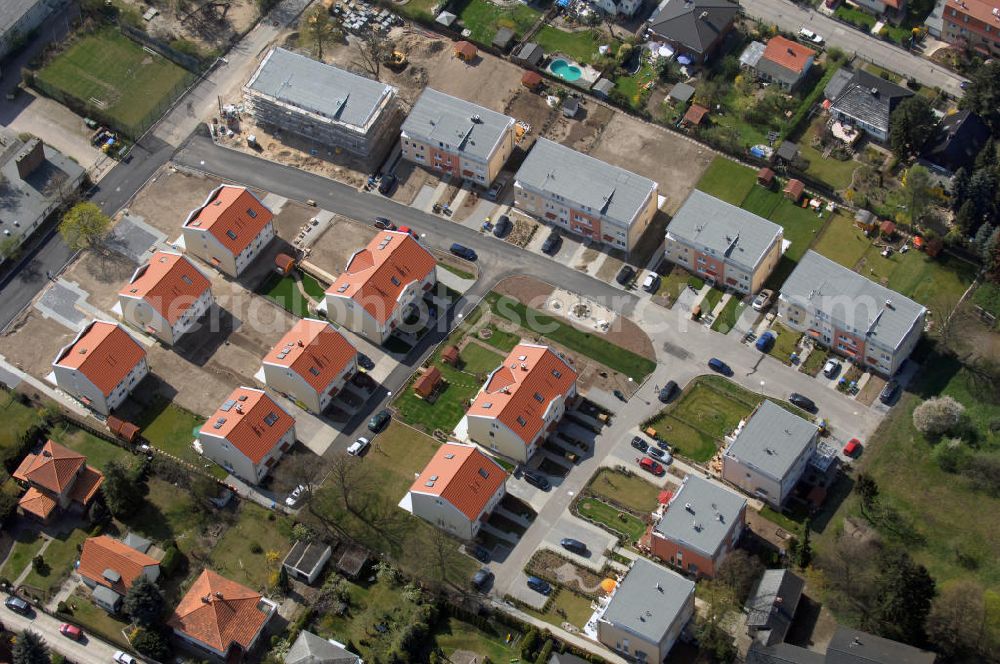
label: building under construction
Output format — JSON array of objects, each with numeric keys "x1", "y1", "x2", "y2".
[{"x1": 243, "y1": 47, "x2": 401, "y2": 165}]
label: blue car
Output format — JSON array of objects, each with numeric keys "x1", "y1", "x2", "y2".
[
  {"x1": 755, "y1": 331, "x2": 776, "y2": 352},
  {"x1": 708, "y1": 358, "x2": 732, "y2": 375},
  {"x1": 527, "y1": 576, "x2": 551, "y2": 595}
]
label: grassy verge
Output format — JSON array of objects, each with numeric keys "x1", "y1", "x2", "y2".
[
  {"x1": 577, "y1": 497, "x2": 647, "y2": 542},
  {"x1": 0, "y1": 531, "x2": 48, "y2": 581},
  {"x1": 588, "y1": 468, "x2": 660, "y2": 513},
  {"x1": 711, "y1": 297, "x2": 746, "y2": 333},
  {"x1": 63, "y1": 586, "x2": 131, "y2": 648},
  {"x1": 439, "y1": 263, "x2": 475, "y2": 280},
  {"x1": 701, "y1": 288, "x2": 724, "y2": 315},
  {"x1": 767, "y1": 322, "x2": 803, "y2": 364},
  {"x1": 800, "y1": 347, "x2": 830, "y2": 377},
  {"x1": 696, "y1": 157, "x2": 757, "y2": 205}
]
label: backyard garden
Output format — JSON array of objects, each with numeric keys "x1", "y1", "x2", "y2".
[{"x1": 573, "y1": 467, "x2": 660, "y2": 545}]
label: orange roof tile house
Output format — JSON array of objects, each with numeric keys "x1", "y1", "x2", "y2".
[
  {"x1": 412, "y1": 366, "x2": 443, "y2": 400},
  {"x1": 322, "y1": 231, "x2": 437, "y2": 345},
  {"x1": 462, "y1": 343, "x2": 578, "y2": 463},
  {"x1": 754, "y1": 36, "x2": 815, "y2": 90},
  {"x1": 78, "y1": 535, "x2": 160, "y2": 613},
  {"x1": 403, "y1": 442, "x2": 507, "y2": 540},
  {"x1": 118, "y1": 251, "x2": 214, "y2": 345},
  {"x1": 261, "y1": 318, "x2": 358, "y2": 414},
  {"x1": 168, "y1": 569, "x2": 277, "y2": 661},
  {"x1": 181, "y1": 184, "x2": 275, "y2": 278},
  {"x1": 52, "y1": 320, "x2": 149, "y2": 416},
  {"x1": 198, "y1": 387, "x2": 296, "y2": 484},
  {"x1": 13, "y1": 440, "x2": 104, "y2": 522}
]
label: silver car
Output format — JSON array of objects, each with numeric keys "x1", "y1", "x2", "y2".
[{"x1": 347, "y1": 437, "x2": 370, "y2": 456}]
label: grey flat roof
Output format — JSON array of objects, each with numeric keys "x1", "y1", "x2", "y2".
[
  {"x1": 1, "y1": 0, "x2": 45, "y2": 34},
  {"x1": 124, "y1": 532, "x2": 152, "y2": 554},
  {"x1": 780, "y1": 250, "x2": 926, "y2": 351},
  {"x1": 600, "y1": 557, "x2": 694, "y2": 645},
  {"x1": 283, "y1": 540, "x2": 331, "y2": 574},
  {"x1": 746, "y1": 569, "x2": 805, "y2": 646},
  {"x1": 246, "y1": 47, "x2": 395, "y2": 131},
  {"x1": 827, "y1": 626, "x2": 937, "y2": 664},
  {"x1": 746, "y1": 642, "x2": 826, "y2": 664},
  {"x1": 91, "y1": 584, "x2": 122, "y2": 607},
  {"x1": 666, "y1": 190, "x2": 783, "y2": 271},
  {"x1": 286, "y1": 631, "x2": 360, "y2": 664},
  {"x1": 724, "y1": 401, "x2": 817, "y2": 482},
  {"x1": 655, "y1": 475, "x2": 746, "y2": 557},
  {"x1": 740, "y1": 41, "x2": 766, "y2": 69},
  {"x1": 402, "y1": 88, "x2": 514, "y2": 163},
  {"x1": 515, "y1": 137, "x2": 657, "y2": 227},
  {"x1": 669, "y1": 82, "x2": 696, "y2": 102}
]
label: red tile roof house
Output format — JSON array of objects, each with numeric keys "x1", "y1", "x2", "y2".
[
  {"x1": 753, "y1": 36, "x2": 815, "y2": 91},
  {"x1": 322, "y1": 230, "x2": 437, "y2": 345},
  {"x1": 402, "y1": 442, "x2": 508, "y2": 540},
  {"x1": 118, "y1": 250, "x2": 214, "y2": 345},
  {"x1": 168, "y1": 569, "x2": 277, "y2": 662},
  {"x1": 181, "y1": 184, "x2": 275, "y2": 278},
  {"x1": 78, "y1": 535, "x2": 160, "y2": 613},
  {"x1": 198, "y1": 387, "x2": 296, "y2": 484},
  {"x1": 261, "y1": 318, "x2": 358, "y2": 414},
  {"x1": 12, "y1": 440, "x2": 104, "y2": 523},
  {"x1": 462, "y1": 343, "x2": 578, "y2": 464},
  {"x1": 51, "y1": 320, "x2": 149, "y2": 416}
]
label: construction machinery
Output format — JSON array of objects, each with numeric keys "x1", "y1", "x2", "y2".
[{"x1": 384, "y1": 50, "x2": 407, "y2": 71}]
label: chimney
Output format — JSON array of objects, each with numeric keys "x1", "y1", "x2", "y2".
[
  {"x1": 15, "y1": 139, "x2": 45, "y2": 180},
  {"x1": 520, "y1": 363, "x2": 528, "y2": 371},
  {"x1": 297, "y1": 339, "x2": 304, "y2": 347},
  {"x1": 235, "y1": 404, "x2": 243, "y2": 414},
  {"x1": 215, "y1": 591, "x2": 224, "y2": 599},
  {"x1": 202, "y1": 595, "x2": 212, "y2": 604},
  {"x1": 42, "y1": 450, "x2": 52, "y2": 458}
]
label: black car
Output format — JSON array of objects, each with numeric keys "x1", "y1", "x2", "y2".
[
  {"x1": 450, "y1": 243, "x2": 477, "y2": 261},
  {"x1": 472, "y1": 545, "x2": 491, "y2": 563},
  {"x1": 523, "y1": 470, "x2": 550, "y2": 490},
  {"x1": 527, "y1": 576, "x2": 552, "y2": 595},
  {"x1": 658, "y1": 380, "x2": 678, "y2": 403},
  {"x1": 373, "y1": 217, "x2": 396, "y2": 230},
  {"x1": 368, "y1": 409, "x2": 391, "y2": 433},
  {"x1": 616, "y1": 265, "x2": 636, "y2": 286},
  {"x1": 358, "y1": 353, "x2": 375, "y2": 371},
  {"x1": 541, "y1": 230, "x2": 561, "y2": 255},
  {"x1": 378, "y1": 174, "x2": 397, "y2": 195},
  {"x1": 879, "y1": 379, "x2": 900, "y2": 405},
  {"x1": 560, "y1": 538, "x2": 587, "y2": 555},
  {"x1": 789, "y1": 392, "x2": 817, "y2": 413},
  {"x1": 493, "y1": 215, "x2": 512, "y2": 238},
  {"x1": 472, "y1": 568, "x2": 494, "y2": 592},
  {"x1": 5, "y1": 596, "x2": 31, "y2": 615},
  {"x1": 630, "y1": 436, "x2": 649, "y2": 453},
  {"x1": 656, "y1": 439, "x2": 672, "y2": 452}
]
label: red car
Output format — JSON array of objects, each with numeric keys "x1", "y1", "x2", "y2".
[
  {"x1": 639, "y1": 457, "x2": 665, "y2": 476},
  {"x1": 397, "y1": 226, "x2": 417, "y2": 238},
  {"x1": 843, "y1": 438, "x2": 862, "y2": 457},
  {"x1": 59, "y1": 623, "x2": 82, "y2": 640}
]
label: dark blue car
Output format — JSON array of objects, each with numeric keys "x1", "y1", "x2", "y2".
[
  {"x1": 708, "y1": 358, "x2": 732, "y2": 375},
  {"x1": 755, "y1": 331, "x2": 776, "y2": 353}
]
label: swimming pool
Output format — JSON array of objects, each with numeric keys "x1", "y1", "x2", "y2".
[{"x1": 549, "y1": 58, "x2": 583, "y2": 82}]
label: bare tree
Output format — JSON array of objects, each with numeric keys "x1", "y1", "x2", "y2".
[
  {"x1": 353, "y1": 30, "x2": 390, "y2": 80},
  {"x1": 279, "y1": 452, "x2": 331, "y2": 495},
  {"x1": 926, "y1": 580, "x2": 996, "y2": 660},
  {"x1": 326, "y1": 454, "x2": 372, "y2": 518},
  {"x1": 300, "y1": 5, "x2": 342, "y2": 60}
]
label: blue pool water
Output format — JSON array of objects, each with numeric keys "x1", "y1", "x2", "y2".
[{"x1": 550, "y1": 59, "x2": 583, "y2": 82}]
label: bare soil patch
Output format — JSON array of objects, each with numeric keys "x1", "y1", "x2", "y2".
[{"x1": 544, "y1": 101, "x2": 614, "y2": 154}]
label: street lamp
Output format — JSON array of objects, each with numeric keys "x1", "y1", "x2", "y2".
[{"x1": 759, "y1": 380, "x2": 765, "y2": 395}]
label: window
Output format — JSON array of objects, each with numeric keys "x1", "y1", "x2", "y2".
[
  {"x1": 552, "y1": 369, "x2": 561, "y2": 378},
  {"x1": 391, "y1": 276, "x2": 401, "y2": 286},
  {"x1": 264, "y1": 412, "x2": 279, "y2": 426},
  {"x1": 516, "y1": 416, "x2": 527, "y2": 427},
  {"x1": 533, "y1": 392, "x2": 543, "y2": 403},
  {"x1": 247, "y1": 208, "x2": 257, "y2": 218},
  {"x1": 309, "y1": 367, "x2": 320, "y2": 376},
  {"x1": 482, "y1": 402, "x2": 492, "y2": 409},
  {"x1": 478, "y1": 468, "x2": 489, "y2": 479},
  {"x1": 181, "y1": 275, "x2": 193, "y2": 286},
  {"x1": 226, "y1": 230, "x2": 238, "y2": 240}
]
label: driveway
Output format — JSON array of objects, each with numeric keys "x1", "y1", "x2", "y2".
[
  {"x1": 541, "y1": 514, "x2": 619, "y2": 572},
  {"x1": 1, "y1": 594, "x2": 124, "y2": 662}
]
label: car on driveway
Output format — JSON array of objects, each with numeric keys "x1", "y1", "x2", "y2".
[
  {"x1": 113, "y1": 651, "x2": 138, "y2": 664},
  {"x1": 523, "y1": 470, "x2": 550, "y2": 490},
  {"x1": 755, "y1": 331, "x2": 775, "y2": 353},
  {"x1": 373, "y1": 217, "x2": 396, "y2": 230},
  {"x1": 472, "y1": 568, "x2": 494, "y2": 592},
  {"x1": 378, "y1": 174, "x2": 397, "y2": 195},
  {"x1": 843, "y1": 438, "x2": 862, "y2": 457},
  {"x1": 656, "y1": 439, "x2": 672, "y2": 452},
  {"x1": 527, "y1": 576, "x2": 552, "y2": 595},
  {"x1": 449, "y1": 243, "x2": 477, "y2": 261},
  {"x1": 823, "y1": 359, "x2": 842, "y2": 378},
  {"x1": 358, "y1": 353, "x2": 375, "y2": 371},
  {"x1": 789, "y1": 392, "x2": 817, "y2": 413},
  {"x1": 630, "y1": 436, "x2": 648, "y2": 453},
  {"x1": 642, "y1": 273, "x2": 661, "y2": 293},
  {"x1": 347, "y1": 437, "x2": 370, "y2": 456},
  {"x1": 472, "y1": 545, "x2": 490, "y2": 563},
  {"x1": 616, "y1": 265, "x2": 636, "y2": 286},
  {"x1": 560, "y1": 538, "x2": 588, "y2": 554},
  {"x1": 59, "y1": 623, "x2": 83, "y2": 640},
  {"x1": 4, "y1": 596, "x2": 30, "y2": 615},
  {"x1": 798, "y1": 27, "x2": 823, "y2": 44},
  {"x1": 368, "y1": 409, "x2": 391, "y2": 433},
  {"x1": 708, "y1": 357, "x2": 732, "y2": 375},
  {"x1": 487, "y1": 180, "x2": 505, "y2": 200},
  {"x1": 752, "y1": 289, "x2": 774, "y2": 311},
  {"x1": 285, "y1": 484, "x2": 307, "y2": 507},
  {"x1": 658, "y1": 380, "x2": 679, "y2": 403},
  {"x1": 879, "y1": 379, "x2": 900, "y2": 404},
  {"x1": 647, "y1": 447, "x2": 671, "y2": 464},
  {"x1": 542, "y1": 230, "x2": 562, "y2": 255},
  {"x1": 639, "y1": 457, "x2": 665, "y2": 476},
  {"x1": 493, "y1": 215, "x2": 512, "y2": 238}
]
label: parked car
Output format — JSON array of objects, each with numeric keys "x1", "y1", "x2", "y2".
[
  {"x1": 708, "y1": 357, "x2": 732, "y2": 375},
  {"x1": 472, "y1": 568, "x2": 494, "y2": 592},
  {"x1": 639, "y1": 457, "x2": 665, "y2": 476},
  {"x1": 755, "y1": 331, "x2": 776, "y2": 353},
  {"x1": 113, "y1": 651, "x2": 138, "y2": 664},
  {"x1": 641, "y1": 273, "x2": 661, "y2": 293},
  {"x1": 843, "y1": 438, "x2": 862, "y2": 457},
  {"x1": 487, "y1": 180, "x2": 505, "y2": 200},
  {"x1": 789, "y1": 392, "x2": 817, "y2": 413},
  {"x1": 347, "y1": 437, "x2": 370, "y2": 456},
  {"x1": 541, "y1": 230, "x2": 562, "y2": 255},
  {"x1": 284, "y1": 484, "x2": 307, "y2": 507},
  {"x1": 358, "y1": 353, "x2": 375, "y2": 371},
  {"x1": 656, "y1": 439, "x2": 672, "y2": 452},
  {"x1": 752, "y1": 289, "x2": 774, "y2": 311},
  {"x1": 658, "y1": 380, "x2": 679, "y2": 403},
  {"x1": 798, "y1": 27, "x2": 823, "y2": 44},
  {"x1": 368, "y1": 409, "x2": 391, "y2": 433},
  {"x1": 4, "y1": 596, "x2": 30, "y2": 615},
  {"x1": 472, "y1": 545, "x2": 490, "y2": 563},
  {"x1": 527, "y1": 576, "x2": 552, "y2": 595},
  {"x1": 879, "y1": 379, "x2": 900, "y2": 405},
  {"x1": 647, "y1": 447, "x2": 672, "y2": 464},
  {"x1": 449, "y1": 243, "x2": 477, "y2": 261},
  {"x1": 630, "y1": 436, "x2": 649, "y2": 453},
  {"x1": 616, "y1": 265, "x2": 636, "y2": 286},
  {"x1": 523, "y1": 470, "x2": 550, "y2": 490},
  {"x1": 823, "y1": 359, "x2": 842, "y2": 378},
  {"x1": 59, "y1": 623, "x2": 83, "y2": 640},
  {"x1": 560, "y1": 538, "x2": 588, "y2": 554},
  {"x1": 493, "y1": 215, "x2": 512, "y2": 238},
  {"x1": 378, "y1": 174, "x2": 397, "y2": 195},
  {"x1": 373, "y1": 217, "x2": 396, "y2": 230},
  {"x1": 397, "y1": 225, "x2": 417, "y2": 238},
  {"x1": 613, "y1": 389, "x2": 627, "y2": 402}
]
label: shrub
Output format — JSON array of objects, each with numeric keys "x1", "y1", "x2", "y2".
[
  {"x1": 913, "y1": 396, "x2": 965, "y2": 437},
  {"x1": 32, "y1": 555, "x2": 49, "y2": 575},
  {"x1": 159, "y1": 546, "x2": 183, "y2": 576},
  {"x1": 250, "y1": 542, "x2": 264, "y2": 554},
  {"x1": 520, "y1": 628, "x2": 539, "y2": 659}
]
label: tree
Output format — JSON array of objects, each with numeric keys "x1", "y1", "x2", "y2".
[
  {"x1": 900, "y1": 165, "x2": 933, "y2": 229},
  {"x1": 950, "y1": 166, "x2": 970, "y2": 210},
  {"x1": 855, "y1": 472, "x2": 880, "y2": 519},
  {"x1": 873, "y1": 551, "x2": 936, "y2": 643},
  {"x1": 58, "y1": 202, "x2": 110, "y2": 251},
  {"x1": 276, "y1": 565, "x2": 290, "y2": 593},
  {"x1": 300, "y1": 5, "x2": 341, "y2": 60},
  {"x1": 87, "y1": 498, "x2": 111, "y2": 526},
  {"x1": 716, "y1": 550, "x2": 764, "y2": 604},
  {"x1": 889, "y1": 96, "x2": 936, "y2": 159},
  {"x1": 974, "y1": 223, "x2": 997, "y2": 258},
  {"x1": 793, "y1": 519, "x2": 813, "y2": 569},
  {"x1": 960, "y1": 61, "x2": 1000, "y2": 130},
  {"x1": 912, "y1": 396, "x2": 965, "y2": 437},
  {"x1": 0, "y1": 490, "x2": 18, "y2": 525},
  {"x1": 101, "y1": 459, "x2": 145, "y2": 518},
  {"x1": 926, "y1": 580, "x2": 1000, "y2": 660},
  {"x1": 694, "y1": 581, "x2": 737, "y2": 662},
  {"x1": 0, "y1": 235, "x2": 22, "y2": 262},
  {"x1": 353, "y1": 30, "x2": 389, "y2": 80},
  {"x1": 955, "y1": 199, "x2": 980, "y2": 235},
  {"x1": 12, "y1": 630, "x2": 50, "y2": 664},
  {"x1": 123, "y1": 576, "x2": 165, "y2": 625},
  {"x1": 131, "y1": 627, "x2": 171, "y2": 661}
]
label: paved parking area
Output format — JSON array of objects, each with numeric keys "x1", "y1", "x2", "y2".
[
  {"x1": 105, "y1": 214, "x2": 166, "y2": 263},
  {"x1": 35, "y1": 281, "x2": 86, "y2": 330},
  {"x1": 541, "y1": 514, "x2": 618, "y2": 572}
]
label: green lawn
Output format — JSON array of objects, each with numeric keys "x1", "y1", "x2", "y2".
[
  {"x1": 696, "y1": 157, "x2": 757, "y2": 205},
  {"x1": 439, "y1": 263, "x2": 475, "y2": 281},
  {"x1": 767, "y1": 322, "x2": 803, "y2": 364},
  {"x1": 799, "y1": 118, "x2": 858, "y2": 190},
  {"x1": 118, "y1": 477, "x2": 207, "y2": 558},
  {"x1": 455, "y1": 0, "x2": 541, "y2": 44},
  {"x1": 812, "y1": 213, "x2": 871, "y2": 268},
  {"x1": 208, "y1": 502, "x2": 293, "y2": 594},
  {"x1": 588, "y1": 468, "x2": 660, "y2": 513},
  {"x1": 800, "y1": 347, "x2": 830, "y2": 377},
  {"x1": 458, "y1": 343, "x2": 503, "y2": 375},
  {"x1": 614, "y1": 62, "x2": 656, "y2": 109},
  {"x1": 657, "y1": 269, "x2": 691, "y2": 303},
  {"x1": 394, "y1": 0, "x2": 439, "y2": 20},
  {"x1": 711, "y1": 297, "x2": 747, "y2": 334},
  {"x1": 47, "y1": 423, "x2": 131, "y2": 471},
  {"x1": 433, "y1": 617, "x2": 518, "y2": 663},
  {"x1": 534, "y1": 26, "x2": 617, "y2": 65},
  {"x1": 0, "y1": 530, "x2": 48, "y2": 581},
  {"x1": 260, "y1": 272, "x2": 311, "y2": 318},
  {"x1": 0, "y1": 393, "x2": 42, "y2": 454},
  {"x1": 486, "y1": 293, "x2": 656, "y2": 381},
  {"x1": 577, "y1": 497, "x2": 648, "y2": 543},
  {"x1": 22, "y1": 528, "x2": 88, "y2": 596},
  {"x1": 701, "y1": 288, "x2": 724, "y2": 315},
  {"x1": 646, "y1": 415, "x2": 718, "y2": 462},
  {"x1": 767, "y1": 199, "x2": 825, "y2": 262},
  {"x1": 973, "y1": 282, "x2": 1000, "y2": 319},
  {"x1": 132, "y1": 397, "x2": 227, "y2": 480},
  {"x1": 63, "y1": 586, "x2": 131, "y2": 648},
  {"x1": 300, "y1": 272, "x2": 327, "y2": 300},
  {"x1": 394, "y1": 356, "x2": 484, "y2": 433},
  {"x1": 522, "y1": 588, "x2": 595, "y2": 629},
  {"x1": 481, "y1": 324, "x2": 521, "y2": 352},
  {"x1": 740, "y1": 186, "x2": 782, "y2": 218},
  {"x1": 670, "y1": 382, "x2": 753, "y2": 440},
  {"x1": 35, "y1": 27, "x2": 192, "y2": 133}
]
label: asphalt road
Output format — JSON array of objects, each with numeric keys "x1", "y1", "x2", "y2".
[
  {"x1": 1, "y1": 597, "x2": 123, "y2": 663},
  {"x1": 741, "y1": 0, "x2": 968, "y2": 97}
]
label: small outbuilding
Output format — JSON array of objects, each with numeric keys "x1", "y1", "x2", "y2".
[
  {"x1": 454, "y1": 41, "x2": 478, "y2": 62},
  {"x1": 413, "y1": 366, "x2": 443, "y2": 399},
  {"x1": 493, "y1": 27, "x2": 516, "y2": 52},
  {"x1": 667, "y1": 82, "x2": 695, "y2": 105},
  {"x1": 435, "y1": 10, "x2": 457, "y2": 27},
  {"x1": 854, "y1": 209, "x2": 876, "y2": 231},
  {"x1": 441, "y1": 345, "x2": 460, "y2": 366},
  {"x1": 880, "y1": 220, "x2": 897, "y2": 238},
  {"x1": 275, "y1": 253, "x2": 296, "y2": 275},
  {"x1": 561, "y1": 97, "x2": 580, "y2": 118},
  {"x1": 511, "y1": 42, "x2": 544, "y2": 67},
  {"x1": 521, "y1": 70, "x2": 544, "y2": 91},
  {"x1": 107, "y1": 416, "x2": 140, "y2": 444},
  {"x1": 591, "y1": 78, "x2": 615, "y2": 99},
  {"x1": 682, "y1": 104, "x2": 709, "y2": 127},
  {"x1": 783, "y1": 178, "x2": 805, "y2": 202},
  {"x1": 774, "y1": 140, "x2": 799, "y2": 165},
  {"x1": 756, "y1": 167, "x2": 775, "y2": 188},
  {"x1": 282, "y1": 540, "x2": 332, "y2": 585}
]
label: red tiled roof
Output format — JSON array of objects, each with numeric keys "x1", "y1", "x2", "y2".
[
  {"x1": 410, "y1": 443, "x2": 507, "y2": 520},
  {"x1": 455, "y1": 41, "x2": 478, "y2": 58},
  {"x1": 68, "y1": 465, "x2": 104, "y2": 506},
  {"x1": 183, "y1": 185, "x2": 273, "y2": 256},
  {"x1": 169, "y1": 570, "x2": 271, "y2": 653},
  {"x1": 522, "y1": 71, "x2": 543, "y2": 88},
  {"x1": 945, "y1": 0, "x2": 997, "y2": 23},
  {"x1": 684, "y1": 104, "x2": 709, "y2": 125},
  {"x1": 53, "y1": 321, "x2": 146, "y2": 397},
  {"x1": 263, "y1": 319, "x2": 357, "y2": 394},
  {"x1": 78, "y1": 535, "x2": 159, "y2": 596},
  {"x1": 326, "y1": 231, "x2": 437, "y2": 324},
  {"x1": 18, "y1": 487, "x2": 57, "y2": 519},
  {"x1": 120, "y1": 251, "x2": 212, "y2": 326},
  {"x1": 762, "y1": 36, "x2": 815, "y2": 74},
  {"x1": 466, "y1": 343, "x2": 577, "y2": 447},
  {"x1": 13, "y1": 440, "x2": 86, "y2": 493},
  {"x1": 200, "y1": 387, "x2": 294, "y2": 464},
  {"x1": 413, "y1": 366, "x2": 442, "y2": 398},
  {"x1": 784, "y1": 179, "x2": 805, "y2": 197}
]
